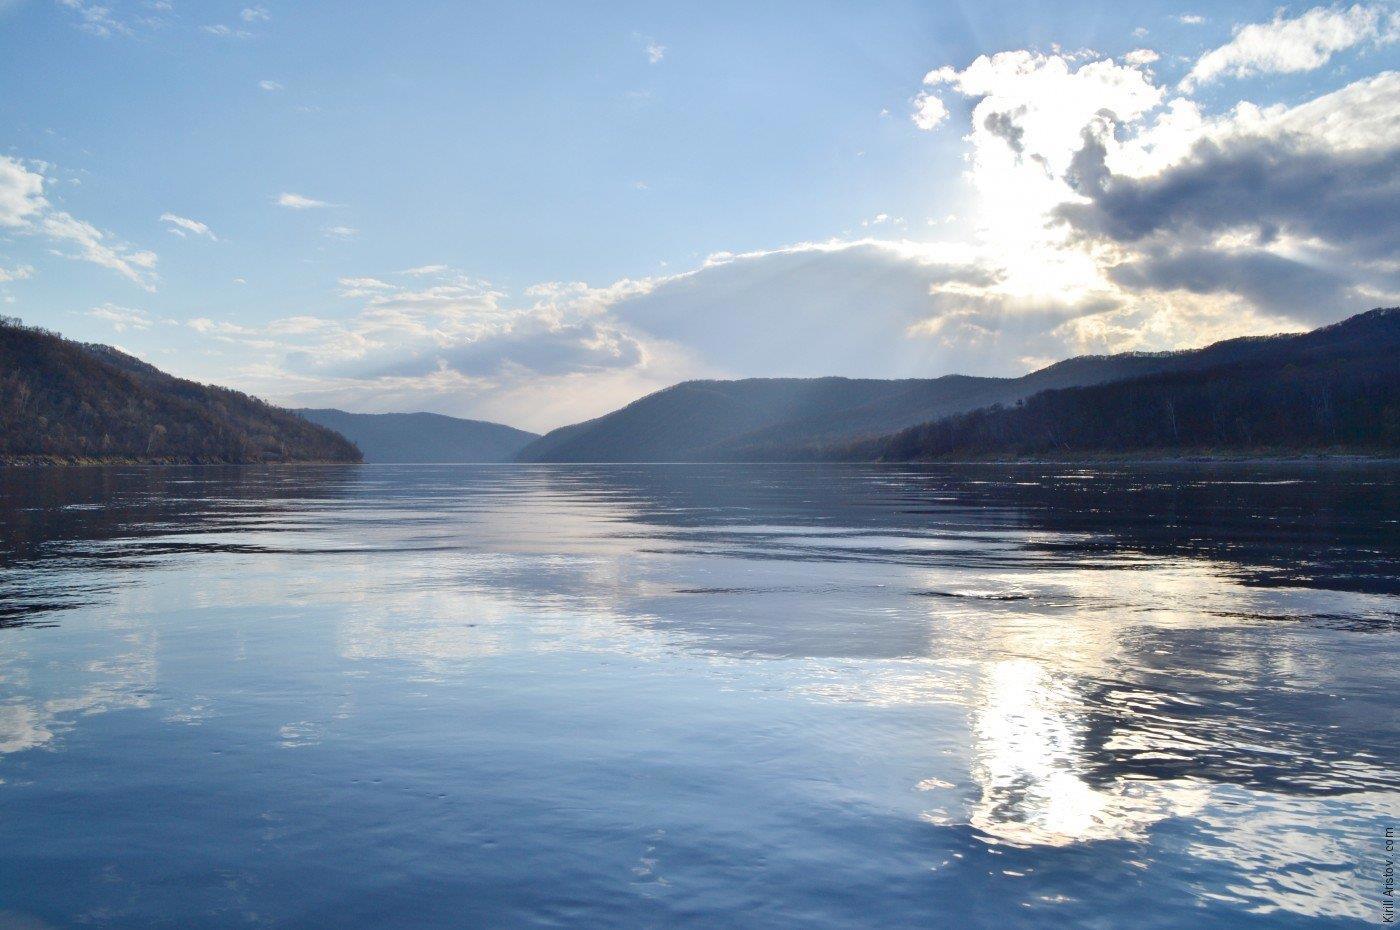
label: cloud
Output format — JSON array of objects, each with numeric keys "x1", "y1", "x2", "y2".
[
  {"x1": 915, "y1": 50, "x2": 1163, "y2": 302},
  {"x1": 54, "y1": 0, "x2": 138, "y2": 37},
  {"x1": 160, "y1": 212, "x2": 218, "y2": 240},
  {"x1": 1106, "y1": 247, "x2": 1362, "y2": 322},
  {"x1": 241, "y1": 5, "x2": 269, "y2": 22},
  {"x1": 188, "y1": 270, "x2": 672, "y2": 428},
  {"x1": 0, "y1": 156, "x2": 46, "y2": 227},
  {"x1": 912, "y1": 91, "x2": 949, "y2": 130},
  {"x1": 188, "y1": 317, "x2": 257, "y2": 336},
  {"x1": 322, "y1": 224, "x2": 358, "y2": 240},
  {"x1": 0, "y1": 155, "x2": 157, "y2": 288},
  {"x1": 1057, "y1": 73, "x2": 1400, "y2": 297},
  {"x1": 203, "y1": 23, "x2": 252, "y2": 38},
  {"x1": 0, "y1": 264, "x2": 34, "y2": 284},
  {"x1": 41, "y1": 211, "x2": 158, "y2": 288},
  {"x1": 899, "y1": 38, "x2": 1399, "y2": 342},
  {"x1": 337, "y1": 276, "x2": 394, "y2": 297},
  {"x1": 645, "y1": 41, "x2": 665, "y2": 64},
  {"x1": 276, "y1": 192, "x2": 330, "y2": 209},
  {"x1": 400, "y1": 264, "x2": 449, "y2": 276},
  {"x1": 1182, "y1": 4, "x2": 1399, "y2": 89},
  {"x1": 606, "y1": 241, "x2": 1044, "y2": 378},
  {"x1": 1176, "y1": 13, "x2": 1205, "y2": 26},
  {"x1": 88, "y1": 303, "x2": 152, "y2": 331},
  {"x1": 354, "y1": 322, "x2": 645, "y2": 380},
  {"x1": 1063, "y1": 130, "x2": 1400, "y2": 260},
  {"x1": 259, "y1": 80, "x2": 283, "y2": 92}
]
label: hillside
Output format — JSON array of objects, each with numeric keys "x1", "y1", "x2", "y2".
[
  {"x1": 843, "y1": 307, "x2": 1400, "y2": 461},
  {"x1": 0, "y1": 318, "x2": 362, "y2": 465},
  {"x1": 297, "y1": 409, "x2": 537, "y2": 463},
  {"x1": 516, "y1": 316, "x2": 1363, "y2": 462}
]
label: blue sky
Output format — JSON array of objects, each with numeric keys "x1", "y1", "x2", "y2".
[{"x1": 2, "y1": 0, "x2": 1397, "y2": 429}]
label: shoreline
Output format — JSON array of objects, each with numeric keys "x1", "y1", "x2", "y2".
[
  {"x1": 3, "y1": 453, "x2": 1397, "y2": 468},
  {"x1": 0, "y1": 456, "x2": 362, "y2": 467}
]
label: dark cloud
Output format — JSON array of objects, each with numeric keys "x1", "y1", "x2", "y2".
[
  {"x1": 1108, "y1": 247, "x2": 1359, "y2": 323},
  {"x1": 1064, "y1": 124, "x2": 1111, "y2": 195},
  {"x1": 1054, "y1": 123, "x2": 1400, "y2": 322},
  {"x1": 1057, "y1": 132, "x2": 1400, "y2": 262},
  {"x1": 983, "y1": 107, "x2": 1028, "y2": 156}
]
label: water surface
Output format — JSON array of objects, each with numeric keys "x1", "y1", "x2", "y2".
[{"x1": 1, "y1": 463, "x2": 1396, "y2": 928}]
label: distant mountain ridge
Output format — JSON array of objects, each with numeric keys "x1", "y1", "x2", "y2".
[
  {"x1": 517, "y1": 309, "x2": 1400, "y2": 462},
  {"x1": 297, "y1": 408, "x2": 538, "y2": 463},
  {"x1": 0, "y1": 318, "x2": 361, "y2": 465}
]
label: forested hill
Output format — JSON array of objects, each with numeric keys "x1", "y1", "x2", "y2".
[
  {"x1": 0, "y1": 318, "x2": 361, "y2": 464},
  {"x1": 841, "y1": 307, "x2": 1400, "y2": 461},
  {"x1": 297, "y1": 409, "x2": 538, "y2": 463},
  {"x1": 517, "y1": 308, "x2": 1400, "y2": 463},
  {"x1": 516, "y1": 366, "x2": 1190, "y2": 463}
]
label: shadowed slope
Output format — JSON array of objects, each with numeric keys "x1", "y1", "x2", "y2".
[
  {"x1": 519, "y1": 312, "x2": 1392, "y2": 462},
  {"x1": 0, "y1": 319, "x2": 361, "y2": 465}
]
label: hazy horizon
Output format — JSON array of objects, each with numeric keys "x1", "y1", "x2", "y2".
[{"x1": 2, "y1": 0, "x2": 1397, "y2": 431}]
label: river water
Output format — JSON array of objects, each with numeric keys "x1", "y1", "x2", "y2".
[{"x1": 0, "y1": 463, "x2": 1395, "y2": 928}]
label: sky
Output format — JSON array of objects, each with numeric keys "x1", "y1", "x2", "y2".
[{"x1": 1, "y1": 0, "x2": 1397, "y2": 431}]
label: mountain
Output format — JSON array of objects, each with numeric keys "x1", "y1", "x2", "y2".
[
  {"x1": 518, "y1": 308, "x2": 1400, "y2": 462},
  {"x1": 0, "y1": 318, "x2": 361, "y2": 465},
  {"x1": 512, "y1": 327, "x2": 1291, "y2": 462},
  {"x1": 843, "y1": 307, "x2": 1400, "y2": 461},
  {"x1": 296, "y1": 409, "x2": 538, "y2": 463}
]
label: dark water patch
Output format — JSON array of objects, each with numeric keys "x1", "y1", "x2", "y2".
[{"x1": 914, "y1": 589, "x2": 1036, "y2": 601}]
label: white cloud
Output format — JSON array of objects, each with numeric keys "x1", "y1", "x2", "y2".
[
  {"x1": 1124, "y1": 48, "x2": 1160, "y2": 66},
  {"x1": 203, "y1": 23, "x2": 252, "y2": 38},
  {"x1": 911, "y1": 91, "x2": 949, "y2": 130},
  {"x1": 241, "y1": 5, "x2": 270, "y2": 22},
  {"x1": 276, "y1": 192, "x2": 330, "y2": 209},
  {"x1": 88, "y1": 303, "x2": 152, "y2": 331},
  {"x1": 41, "y1": 211, "x2": 158, "y2": 288},
  {"x1": 645, "y1": 41, "x2": 665, "y2": 64},
  {"x1": 400, "y1": 264, "x2": 449, "y2": 276},
  {"x1": 338, "y1": 276, "x2": 394, "y2": 298},
  {"x1": 160, "y1": 212, "x2": 218, "y2": 240},
  {"x1": 1176, "y1": 13, "x2": 1205, "y2": 25},
  {"x1": 0, "y1": 156, "x2": 46, "y2": 227},
  {"x1": 55, "y1": 0, "x2": 135, "y2": 37},
  {"x1": 267, "y1": 315, "x2": 335, "y2": 335},
  {"x1": 259, "y1": 79, "x2": 283, "y2": 92},
  {"x1": 0, "y1": 155, "x2": 157, "y2": 288},
  {"x1": 188, "y1": 317, "x2": 251, "y2": 335},
  {"x1": 322, "y1": 224, "x2": 358, "y2": 240},
  {"x1": 185, "y1": 269, "x2": 666, "y2": 429},
  {"x1": 1182, "y1": 4, "x2": 1399, "y2": 89},
  {"x1": 0, "y1": 264, "x2": 34, "y2": 284},
  {"x1": 920, "y1": 50, "x2": 1163, "y2": 299}
]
